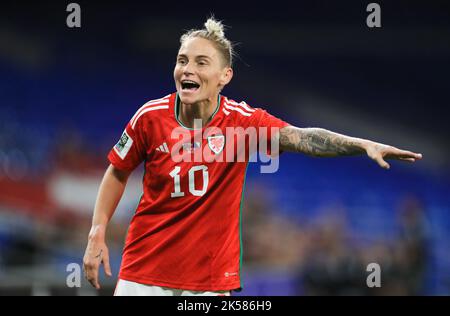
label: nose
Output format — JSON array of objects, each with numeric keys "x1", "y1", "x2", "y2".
[{"x1": 182, "y1": 61, "x2": 194, "y2": 76}]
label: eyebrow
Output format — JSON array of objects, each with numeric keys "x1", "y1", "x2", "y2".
[{"x1": 177, "y1": 54, "x2": 212, "y2": 60}]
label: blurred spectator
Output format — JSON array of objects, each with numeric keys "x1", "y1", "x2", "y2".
[
  {"x1": 395, "y1": 196, "x2": 430, "y2": 295},
  {"x1": 242, "y1": 184, "x2": 306, "y2": 269},
  {"x1": 299, "y1": 212, "x2": 364, "y2": 295},
  {"x1": 296, "y1": 195, "x2": 430, "y2": 296}
]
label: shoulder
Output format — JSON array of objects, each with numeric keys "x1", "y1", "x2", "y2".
[
  {"x1": 221, "y1": 96, "x2": 259, "y2": 118},
  {"x1": 129, "y1": 93, "x2": 173, "y2": 130},
  {"x1": 221, "y1": 95, "x2": 290, "y2": 129}
]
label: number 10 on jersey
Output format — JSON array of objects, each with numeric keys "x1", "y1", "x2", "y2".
[{"x1": 169, "y1": 165, "x2": 209, "y2": 197}]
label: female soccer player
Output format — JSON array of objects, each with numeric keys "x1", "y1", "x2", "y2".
[{"x1": 83, "y1": 17, "x2": 422, "y2": 296}]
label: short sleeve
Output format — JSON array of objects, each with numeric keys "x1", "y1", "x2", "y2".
[
  {"x1": 248, "y1": 108, "x2": 290, "y2": 136},
  {"x1": 107, "y1": 118, "x2": 147, "y2": 172},
  {"x1": 247, "y1": 108, "x2": 291, "y2": 155}
]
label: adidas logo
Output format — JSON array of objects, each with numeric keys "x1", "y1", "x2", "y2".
[{"x1": 156, "y1": 142, "x2": 170, "y2": 153}]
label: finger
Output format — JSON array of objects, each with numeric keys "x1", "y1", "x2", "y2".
[
  {"x1": 86, "y1": 265, "x2": 101, "y2": 289},
  {"x1": 376, "y1": 156, "x2": 390, "y2": 169},
  {"x1": 391, "y1": 149, "x2": 422, "y2": 159},
  {"x1": 91, "y1": 275, "x2": 101, "y2": 290},
  {"x1": 399, "y1": 157, "x2": 416, "y2": 163},
  {"x1": 103, "y1": 252, "x2": 112, "y2": 277},
  {"x1": 87, "y1": 273, "x2": 100, "y2": 289},
  {"x1": 86, "y1": 275, "x2": 99, "y2": 289}
]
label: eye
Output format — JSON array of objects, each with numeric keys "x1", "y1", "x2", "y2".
[
  {"x1": 177, "y1": 58, "x2": 187, "y2": 65},
  {"x1": 198, "y1": 60, "x2": 208, "y2": 66}
]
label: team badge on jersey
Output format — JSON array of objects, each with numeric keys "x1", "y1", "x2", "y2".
[
  {"x1": 114, "y1": 130, "x2": 133, "y2": 159},
  {"x1": 207, "y1": 135, "x2": 225, "y2": 154}
]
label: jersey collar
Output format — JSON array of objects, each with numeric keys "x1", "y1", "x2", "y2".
[{"x1": 174, "y1": 93, "x2": 222, "y2": 130}]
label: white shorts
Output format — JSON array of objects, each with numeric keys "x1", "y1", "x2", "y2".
[{"x1": 114, "y1": 279, "x2": 231, "y2": 296}]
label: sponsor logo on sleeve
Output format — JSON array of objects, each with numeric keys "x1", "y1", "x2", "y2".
[{"x1": 114, "y1": 130, "x2": 133, "y2": 159}]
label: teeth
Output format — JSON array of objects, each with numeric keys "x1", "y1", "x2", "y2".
[
  {"x1": 182, "y1": 80, "x2": 199, "y2": 84},
  {"x1": 181, "y1": 80, "x2": 200, "y2": 90}
]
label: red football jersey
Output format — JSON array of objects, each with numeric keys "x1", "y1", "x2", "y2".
[{"x1": 108, "y1": 92, "x2": 290, "y2": 291}]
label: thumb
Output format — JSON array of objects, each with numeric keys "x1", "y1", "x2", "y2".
[
  {"x1": 376, "y1": 156, "x2": 390, "y2": 169},
  {"x1": 103, "y1": 251, "x2": 112, "y2": 277}
]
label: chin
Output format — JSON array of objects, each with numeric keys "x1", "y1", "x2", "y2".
[
  {"x1": 179, "y1": 91, "x2": 201, "y2": 104},
  {"x1": 179, "y1": 95, "x2": 195, "y2": 105}
]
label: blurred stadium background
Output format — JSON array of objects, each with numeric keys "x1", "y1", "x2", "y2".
[{"x1": 0, "y1": 0, "x2": 449, "y2": 295}]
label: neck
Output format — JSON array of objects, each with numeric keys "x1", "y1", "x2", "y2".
[{"x1": 178, "y1": 95, "x2": 219, "y2": 128}]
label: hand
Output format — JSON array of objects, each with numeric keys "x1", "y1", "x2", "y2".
[
  {"x1": 83, "y1": 237, "x2": 112, "y2": 289},
  {"x1": 365, "y1": 141, "x2": 422, "y2": 169}
]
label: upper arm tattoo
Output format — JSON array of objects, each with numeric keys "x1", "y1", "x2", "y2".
[{"x1": 279, "y1": 126, "x2": 366, "y2": 157}]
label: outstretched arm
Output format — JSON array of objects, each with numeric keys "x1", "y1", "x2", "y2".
[{"x1": 279, "y1": 126, "x2": 422, "y2": 169}]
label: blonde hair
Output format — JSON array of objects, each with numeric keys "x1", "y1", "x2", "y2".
[{"x1": 180, "y1": 17, "x2": 234, "y2": 67}]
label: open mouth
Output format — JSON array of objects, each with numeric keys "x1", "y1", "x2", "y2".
[{"x1": 181, "y1": 80, "x2": 200, "y2": 92}]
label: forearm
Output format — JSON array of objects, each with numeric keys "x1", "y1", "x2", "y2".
[
  {"x1": 279, "y1": 126, "x2": 370, "y2": 157},
  {"x1": 89, "y1": 165, "x2": 129, "y2": 240}
]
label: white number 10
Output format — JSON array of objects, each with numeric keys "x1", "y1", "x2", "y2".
[{"x1": 169, "y1": 165, "x2": 209, "y2": 198}]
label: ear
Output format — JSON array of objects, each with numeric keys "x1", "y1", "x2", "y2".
[{"x1": 219, "y1": 67, "x2": 233, "y2": 87}]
